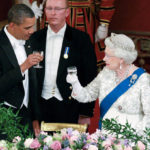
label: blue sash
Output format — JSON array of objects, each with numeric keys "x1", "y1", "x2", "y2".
[{"x1": 99, "y1": 68, "x2": 145, "y2": 129}]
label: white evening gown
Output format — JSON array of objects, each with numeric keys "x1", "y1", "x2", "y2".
[{"x1": 73, "y1": 67, "x2": 150, "y2": 133}]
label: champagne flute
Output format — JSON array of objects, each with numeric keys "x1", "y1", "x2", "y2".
[
  {"x1": 33, "y1": 51, "x2": 44, "y2": 68},
  {"x1": 67, "y1": 66, "x2": 77, "y2": 75}
]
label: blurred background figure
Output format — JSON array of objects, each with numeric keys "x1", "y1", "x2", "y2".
[{"x1": 66, "y1": 0, "x2": 115, "y2": 66}]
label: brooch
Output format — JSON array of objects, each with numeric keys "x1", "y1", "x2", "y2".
[
  {"x1": 64, "y1": 47, "x2": 70, "y2": 59},
  {"x1": 129, "y1": 74, "x2": 138, "y2": 86}
]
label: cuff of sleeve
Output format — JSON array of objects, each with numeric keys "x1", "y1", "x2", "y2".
[
  {"x1": 71, "y1": 81, "x2": 82, "y2": 98},
  {"x1": 100, "y1": 22, "x2": 109, "y2": 26},
  {"x1": 20, "y1": 68, "x2": 25, "y2": 80}
]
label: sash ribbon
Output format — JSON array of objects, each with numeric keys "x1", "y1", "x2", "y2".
[{"x1": 99, "y1": 68, "x2": 145, "y2": 129}]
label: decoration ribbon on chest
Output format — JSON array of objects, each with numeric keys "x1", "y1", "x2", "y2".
[{"x1": 64, "y1": 47, "x2": 70, "y2": 59}]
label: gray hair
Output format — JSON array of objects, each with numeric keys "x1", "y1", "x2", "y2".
[
  {"x1": 8, "y1": 4, "x2": 35, "y2": 25},
  {"x1": 104, "y1": 33, "x2": 138, "y2": 64}
]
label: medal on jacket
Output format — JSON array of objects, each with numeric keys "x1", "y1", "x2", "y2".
[{"x1": 64, "y1": 47, "x2": 70, "y2": 59}]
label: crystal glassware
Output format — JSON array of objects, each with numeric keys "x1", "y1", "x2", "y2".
[
  {"x1": 33, "y1": 51, "x2": 44, "y2": 68},
  {"x1": 67, "y1": 66, "x2": 77, "y2": 75}
]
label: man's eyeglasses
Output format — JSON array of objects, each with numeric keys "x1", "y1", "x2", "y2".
[{"x1": 45, "y1": 7, "x2": 68, "y2": 13}]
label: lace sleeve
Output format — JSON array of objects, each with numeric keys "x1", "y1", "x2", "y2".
[
  {"x1": 139, "y1": 73, "x2": 150, "y2": 131},
  {"x1": 72, "y1": 73, "x2": 101, "y2": 103}
]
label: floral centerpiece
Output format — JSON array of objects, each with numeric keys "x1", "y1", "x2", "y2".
[
  {"x1": 0, "y1": 105, "x2": 149, "y2": 150},
  {"x1": 0, "y1": 128, "x2": 147, "y2": 150}
]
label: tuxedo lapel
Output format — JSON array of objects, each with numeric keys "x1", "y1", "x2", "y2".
[
  {"x1": 24, "y1": 41, "x2": 32, "y2": 56},
  {"x1": 38, "y1": 28, "x2": 47, "y2": 83},
  {"x1": 0, "y1": 29, "x2": 18, "y2": 67},
  {"x1": 39, "y1": 28, "x2": 47, "y2": 71},
  {"x1": 31, "y1": 28, "x2": 47, "y2": 86},
  {"x1": 57, "y1": 25, "x2": 72, "y2": 80}
]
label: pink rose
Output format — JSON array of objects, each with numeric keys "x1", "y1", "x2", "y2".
[
  {"x1": 69, "y1": 136, "x2": 78, "y2": 145},
  {"x1": 62, "y1": 134, "x2": 70, "y2": 140},
  {"x1": 50, "y1": 141, "x2": 61, "y2": 150},
  {"x1": 40, "y1": 131, "x2": 48, "y2": 135},
  {"x1": 124, "y1": 146, "x2": 133, "y2": 150},
  {"x1": 137, "y1": 141, "x2": 145, "y2": 150},
  {"x1": 107, "y1": 148, "x2": 113, "y2": 150},
  {"x1": 86, "y1": 135, "x2": 91, "y2": 140},
  {"x1": 30, "y1": 139, "x2": 41, "y2": 149}
]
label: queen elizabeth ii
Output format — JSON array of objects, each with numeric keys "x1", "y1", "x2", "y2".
[{"x1": 66, "y1": 33, "x2": 150, "y2": 134}]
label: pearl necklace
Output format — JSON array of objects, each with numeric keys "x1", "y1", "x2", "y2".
[{"x1": 115, "y1": 64, "x2": 132, "y2": 84}]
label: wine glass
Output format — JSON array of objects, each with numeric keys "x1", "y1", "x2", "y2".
[
  {"x1": 67, "y1": 66, "x2": 77, "y2": 75},
  {"x1": 33, "y1": 51, "x2": 44, "y2": 68}
]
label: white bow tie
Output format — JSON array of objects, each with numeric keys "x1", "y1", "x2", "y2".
[
  {"x1": 49, "y1": 32, "x2": 63, "y2": 38},
  {"x1": 18, "y1": 40, "x2": 25, "y2": 46}
]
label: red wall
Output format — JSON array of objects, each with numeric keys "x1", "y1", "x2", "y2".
[
  {"x1": 110, "y1": 0, "x2": 150, "y2": 32},
  {"x1": 0, "y1": 0, "x2": 13, "y2": 21}
]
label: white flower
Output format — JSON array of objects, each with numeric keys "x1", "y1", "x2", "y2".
[
  {"x1": 43, "y1": 136, "x2": 53, "y2": 146},
  {"x1": 60, "y1": 128, "x2": 67, "y2": 136},
  {"x1": 12, "y1": 136, "x2": 21, "y2": 143},
  {"x1": 40, "y1": 131, "x2": 48, "y2": 135},
  {"x1": 95, "y1": 129, "x2": 102, "y2": 135},
  {"x1": 24, "y1": 138, "x2": 34, "y2": 148},
  {"x1": 11, "y1": 146, "x2": 18, "y2": 150},
  {"x1": 88, "y1": 145, "x2": 98, "y2": 150},
  {"x1": 71, "y1": 130, "x2": 80, "y2": 137},
  {"x1": 0, "y1": 140, "x2": 7, "y2": 149}
]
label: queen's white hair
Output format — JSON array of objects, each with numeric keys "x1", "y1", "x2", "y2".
[{"x1": 104, "y1": 33, "x2": 138, "y2": 64}]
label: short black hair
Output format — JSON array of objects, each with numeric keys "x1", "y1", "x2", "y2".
[{"x1": 8, "y1": 4, "x2": 35, "y2": 25}]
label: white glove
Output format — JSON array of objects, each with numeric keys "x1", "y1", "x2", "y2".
[
  {"x1": 66, "y1": 73, "x2": 82, "y2": 97},
  {"x1": 31, "y1": 1, "x2": 43, "y2": 19},
  {"x1": 66, "y1": 73, "x2": 78, "y2": 85},
  {"x1": 95, "y1": 24, "x2": 108, "y2": 42}
]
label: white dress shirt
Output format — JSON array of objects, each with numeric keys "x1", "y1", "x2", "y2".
[
  {"x1": 4, "y1": 25, "x2": 29, "y2": 108},
  {"x1": 41, "y1": 24, "x2": 67, "y2": 101}
]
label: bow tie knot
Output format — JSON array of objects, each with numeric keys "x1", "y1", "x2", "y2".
[
  {"x1": 49, "y1": 33, "x2": 63, "y2": 38},
  {"x1": 18, "y1": 40, "x2": 25, "y2": 46}
]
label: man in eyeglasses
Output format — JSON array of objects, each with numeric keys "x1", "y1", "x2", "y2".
[{"x1": 30, "y1": 0, "x2": 97, "y2": 127}]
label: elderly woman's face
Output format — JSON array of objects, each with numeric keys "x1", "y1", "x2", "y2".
[{"x1": 103, "y1": 47, "x2": 121, "y2": 70}]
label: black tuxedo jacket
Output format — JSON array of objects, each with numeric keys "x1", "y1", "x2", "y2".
[
  {"x1": 30, "y1": 25, "x2": 97, "y2": 117},
  {"x1": 0, "y1": 28, "x2": 40, "y2": 120}
]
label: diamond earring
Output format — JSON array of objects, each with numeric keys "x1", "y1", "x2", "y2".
[{"x1": 120, "y1": 63, "x2": 122, "y2": 70}]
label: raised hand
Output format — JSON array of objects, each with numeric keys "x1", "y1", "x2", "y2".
[{"x1": 20, "y1": 53, "x2": 43, "y2": 72}]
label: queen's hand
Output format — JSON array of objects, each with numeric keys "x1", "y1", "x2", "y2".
[
  {"x1": 66, "y1": 73, "x2": 79, "y2": 85},
  {"x1": 66, "y1": 68, "x2": 82, "y2": 98}
]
